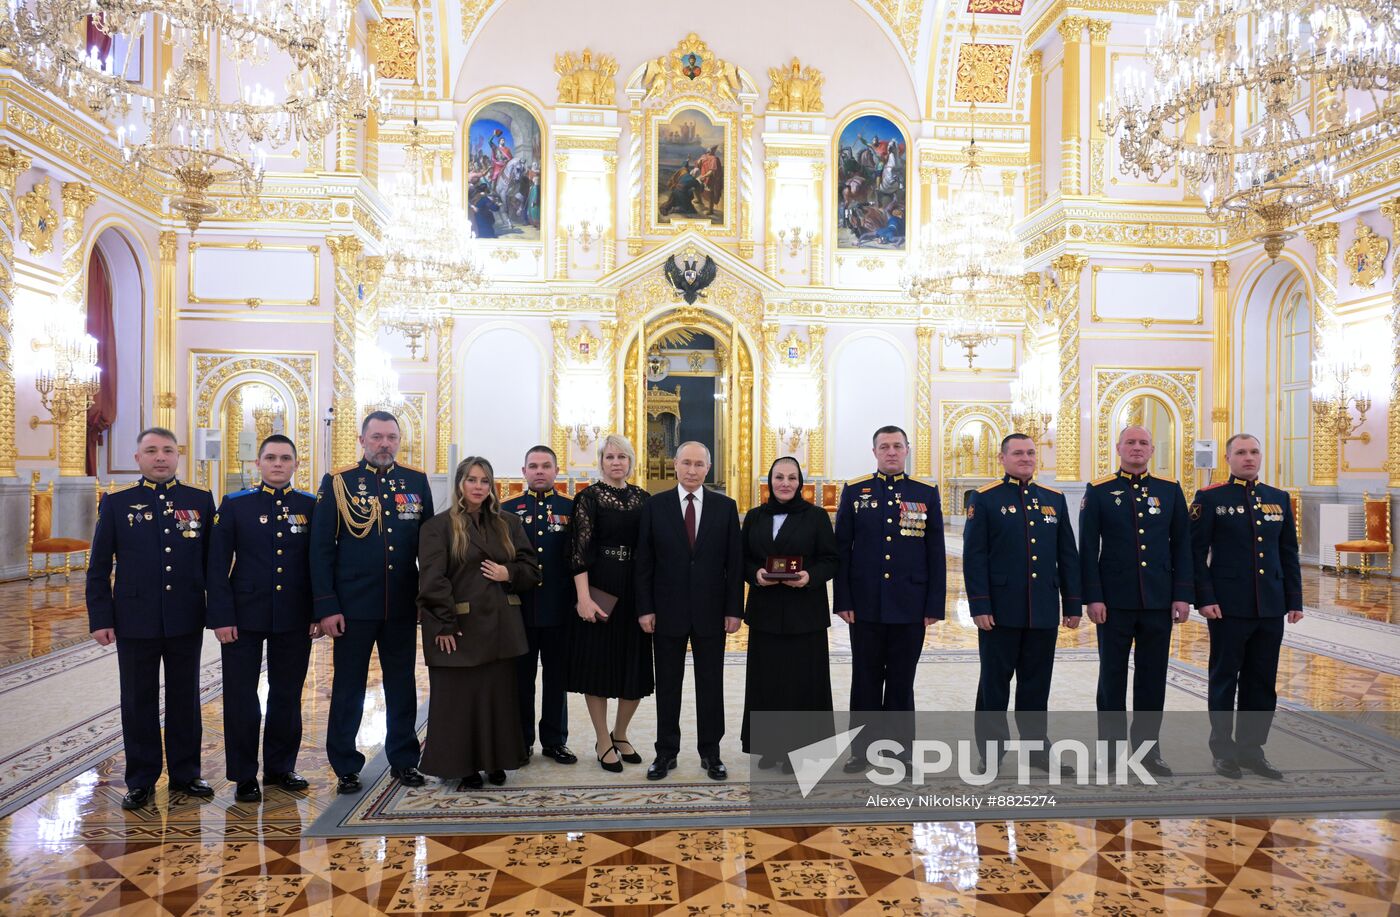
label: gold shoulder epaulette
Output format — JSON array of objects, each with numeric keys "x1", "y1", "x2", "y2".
[
  {"x1": 396, "y1": 462, "x2": 424, "y2": 474},
  {"x1": 976, "y1": 480, "x2": 1000, "y2": 493},
  {"x1": 332, "y1": 463, "x2": 359, "y2": 475},
  {"x1": 1156, "y1": 475, "x2": 1178, "y2": 485},
  {"x1": 846, "y1": 474, "x2": 874, "y2": 486},
  {"x1": 113, "y1": 481, "x2": 142, "y2": 495},
  {"x1": 1038, "y1": 484, "x2": 1064, "y2": 495},
  {"x1": 1090, "y1": 474, "x2": 1116, "y2": 486}
]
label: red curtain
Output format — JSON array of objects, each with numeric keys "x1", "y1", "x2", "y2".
[
  {"x1": 85, "y1": 248, "x2": 118, "y2": 477},
  {"x1": 84, "y1": 15, "x2": 113, "y2": 61}
]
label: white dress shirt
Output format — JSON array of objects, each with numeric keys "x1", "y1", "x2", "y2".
[{"x1": 677, "y1": 483, "x2": 704, "y2": 532}]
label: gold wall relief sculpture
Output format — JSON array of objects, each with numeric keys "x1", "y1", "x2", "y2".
[
  {"x1": 1093, "y1": 367, "x2": 1200, "y2": 494},
  {"x1": 368, "y1": 17, "x2": 418, "y2": 81},
  {"x1": 940, "y1": 402, "x2": 1014, "y2": 515},
  {"x1": 1303, "y1": 222, "x2": 1341, "y2": 486},
  {"x1": 766, "y1": 58, "x2": 824, "y2": 113},
  {"x1": 807, "y1": 323, "x2": 827, "y2": 476},
  {"x1": 915, "y1": 325, "x2": 936, "y2": 479},
  {"x1": 16, "y1": 177, "x2": 56, "y2": 256},
  {"x1": 954, "y1": 42, "x2": 1015, "y2": 104},
  {"x1": 190, "y1": 353, "x2": 316, "y2": 494},
  {"x1": 549, "y1": 318, "x2": 570, "y2": 463},
  {"x1": 1048, "y1": 254, "x2": 1087, "y2": 480},
  {"x1": 436, "y1": 317, "x2": 454, "y2": 474},
  {"x1": 396, "y1": 392, "x2": 427, "y2": 470},
  {"x1": 555, "y1": 49, "x2": 618, "y2": 106},
  {"x1": 327, "y1": 235, "x2": 364, "y2": 467},
  {"x1": 1345, "y1": 219, "x2": 1389, "y2": 289},
  {"x1": 1379, "y1": 198, "x2": 1400, "y2": 488},
  {"x1": 0, "y1": 146, "x2": 31, "y2": 479}
]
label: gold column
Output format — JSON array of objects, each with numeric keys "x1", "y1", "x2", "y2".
[
  {"x1": 224, "y1": 386, "x2": 244, "y2": 474},
  {"x1": 1304, "y1": 222, "x2": 1340, "y2": 486},
  {"x1": 602, "y1": 155, "x2": 618, "y2": 274},
  {"x1": 808, "y1": 323, "x2": 827, "y2": 477},
  {"x1": 1026, "y1": 51, "x2": 1044, "y2": 210},
  {"x1": 58, "y1": 182, "x2": 97, "y2": 476},
  {"x1": 764, "y1": 160, "x2": 780, "y2": 277},
  {"x1": 633, "y1": 320, "x2": 646, "y2": 484},
  {"x1": 728, "y1": 321, "x2": 740, "y2": 492},
  {"x1": 549, "y1": 318, "x2": 570, "y2": 468},
  {"x1": 1052, "y1": 254, "x2": 1088, "y2": 481},
  {"x1": 156, "y1": 231, "x2": 177, "y2": 430},
  {"x1": 738, "y1": 367, "x2": 754, "y2": 510},
  {"x1": 1380, "y1": 198, "x2": 1400, "y2": 488},
  {"x1": 918, "y1": 164, "x2": 935, "y2": 231},
  {"x1": 601, "y1": 318, "x2": 618, "y2": 433},
  {"x1": 436, "y1": 317, "x2": 455, "y2": 474},
  {"x1": 0, "y1": 147, "x2": 31, "y2": 479},
  {"x1": 553, "y1": 153, "x2": 569, "y2": 280},
  {"x1": 760, "y1": 321, "x2": 778, "y2": 473},
  {"x1": 1058, "y1": 17, "x2": 1086, "y2": 197},
  {"x1": 364, "y1": 114, "x2": 379, "y2": 185},
  {"x1": 1087, "y1": 20, "x2": 1111, "y2": 197},
  {"x1": 809, "y1": 162, "x2": 826, "y2": 286},
  {"x1": 1211, "y1": 260, "x2": 1231, "y2": 483},
  {"x1": 914, "y1": 325, "x2": 935, "y2": 479},
  {"x1": 327, "y1": 235, "x2": 363, "y2": 467}
]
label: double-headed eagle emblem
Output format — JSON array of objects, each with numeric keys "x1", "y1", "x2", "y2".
[{"x1": 663, "y1": 254, "x2": 717, "y2": 305}]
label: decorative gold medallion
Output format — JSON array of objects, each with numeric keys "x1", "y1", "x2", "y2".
[
  {"x1": 1345, "y1": 220, "x2": 1389, "y2": 289},
  {"x1": 16, "y1": 178, "x2": 57, "y2": 256}
]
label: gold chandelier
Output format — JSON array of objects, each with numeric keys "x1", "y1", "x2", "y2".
[
  {"x1": 1, "y1": 0, "x2": 380, "y2": 230},
  {"x1": 1010, "y1": 352, "x2": 1057, "y2": 444},
  {"x1": 1103, "y1": 0, "x2": 1400, "y2": 260}
]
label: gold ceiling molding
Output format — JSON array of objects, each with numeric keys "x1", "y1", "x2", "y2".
[
  {"x1": 1021, "y1": 206, "x2": 1223, "y2": 261},
  {"x1": 767, "y1": 58, "x2": 824, "y2": 113},
  {"x1": 920, "y1": 149, "x2": 1026, "y2": 167},
  {"x1": 762, "y1": 145, "x2": 826, "y2": 159},
  {"x1": 954, "y1": 43, "x2": 1016, "y2": 104},
  {"x1": 968, "y1": 0, "x2": 1026, "y2": 12},
  {"x1": 555, "y1": 49, "x2": 618, "y2": 106},
  {"x1": 867, "y1": 0, "x2": 928, "y2": 60},
  {"x1": 367, "y1": 17, "x2": 418, "y2": 81},
  {"x1": 555, "y1": 137, "x2": 620, "y2": 152},
  {"x1": 378, "y1": 129, "x2": 454, "y2": 145},
  {"x1": 460, "y1": 0, "x2": 491, "y2": 41},
  {"x1": 1025, "y1": 0, "x2": 1167, "y2": 47}
]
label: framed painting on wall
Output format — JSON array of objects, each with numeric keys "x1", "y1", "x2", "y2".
[
  {"x1": 466, "y1": 100, "x2": 544, "y2": 242},
  {"x1": 655, "y1": 106, "x2": 726, "y2": 226},
  {"x1": 835, "y1": 113, "x2": 907, "y2": 251}
]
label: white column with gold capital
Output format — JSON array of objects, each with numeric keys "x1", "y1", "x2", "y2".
[
  {"x1": 57, "y1": 182, "x2": 97, "y2": 477},
  {"x1": 0, "y1": 147, "x2": 31, "y2": 480}
]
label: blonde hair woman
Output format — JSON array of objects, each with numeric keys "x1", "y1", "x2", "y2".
[
  {"x1": 566, "y1": 433, "x2": 654, "y2": 772},
  {"x1": 417, "y1": 457, "x2": 541, "y2": 790}
]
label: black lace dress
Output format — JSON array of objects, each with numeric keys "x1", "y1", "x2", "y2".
[{"x1": 566, "y1": 481, "x2": 654, "y2": 699}]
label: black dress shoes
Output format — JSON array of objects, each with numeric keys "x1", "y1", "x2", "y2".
[
  {"x1": 234, "y1": 780, "x2": 262, "y2": 803},
  {"x1": 336, "y1": 773, "x2": 363, "y2": 794},
  {"x1": 265, "y1": 772, "x2": 310, "y2": 791},
  {"x1": 646, "y1": 756, "x2": 677, "y2": 781},
  {"x1": 842, "y1": 754, "x2": 866, "y2": 774},
  {"x1": 1141, "y1": 756, "x2": 1174, "y2": 778},
  {"x1": 1212, "y1": 758, "x2": 1243, "y2": 779},
  {"x1": 486, "y1": 770, "x2": 507, "y2": 786},
  {"x1": 519, "y1": 747, "x2": 533, "y2": 766},
  {"x1": 391, "y1": 766, "x2": 426, "y2": 788},
  {"x1": 1239, "y1": 756, "x2": 1284, "y2": 780},
  {"x1": 173, "y1": 778, "x2": 214, "y2": 798},
  {"x1": 700, "y1": 757, "x2": 727, "y2": 781},
  {"x1": 541, "y1": 745, "x2": 578, "y2": 764},
  {"x1": 458, "y1": 773, "x2": 484, "y2": 791},
  {"x1": 120, "y1": 786, "x2": 154, "y2": 810}
]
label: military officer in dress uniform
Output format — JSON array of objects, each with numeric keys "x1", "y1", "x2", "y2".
[
  {"x1": 964, "y1": 433, "x2": 1081, "y2": 773},
  {"x1": 501, "y1": 445, "x2": 577, "y2": 766},
  {"x1": 87, "y1": 427, "x2": 216, "y2": 810},
  {"x1": 1079, "y1": 425, "x2": 1192, "y2": 777},
  {"x1": 208, "y1": 435, "x2": 320, "y2": 803},
  {"x1": 1189, "y1": 433, "x2": 1302, "y2": 780},
  {"x1": 834, "y1": 425, "x2": 946, "y2": 772},
  {"x1": 310, "y1": 411, "x2": 435, "y2": 794}
]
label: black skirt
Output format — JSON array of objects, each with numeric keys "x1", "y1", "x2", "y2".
[
  {"x1": 418, "y1": 660, "x2": 526, "y2": 777},
  {"x1": 740, "y1": 629, "x2": 834, "y2": 753},
  {"x1": 566, "y1": 591, "x2": 654, "y2": 699}
]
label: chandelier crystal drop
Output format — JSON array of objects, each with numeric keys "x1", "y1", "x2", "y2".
[
  {"x1": 1103, "y1": 0, "x2": 1400, "y2": 260},
  {"x1": 1010, "y1": 352, "x2": 1057, "y2": 443},
  {"x1": 378, "y1": 118, "x2": 487, "y2": 358},
  {"x1": 1, "y1": 0, "x2": 380, "y2": 230}
]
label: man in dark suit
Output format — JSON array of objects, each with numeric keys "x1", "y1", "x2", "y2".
[
  {"x1": 833, "y1": 425, "x2": 946, "y2": 772},
  {"x1": 636, "y1": 441, "x2": 743, "y2": 781},
  {"x1": 1190, "y1": 433, "x2": 1303, "y2": 780},
  {"x1": 310, "y1": 411, "x2": 435, "y2": 794},
  {"x1": 207, "y1": 434, "x2": 320, "y2": 803},
  {"x1": 964, "y1": 433, "x2": 1081, "y2": 773},
  {"x1": 1079, "y1": 425, "x2": 1192, "y2": 777},
  {"x1": 87, "y1": 427, "x2": 216, "y2": 810},
  {"x1": 501, "y1": 445, "x2": 577, "y2": 766}
]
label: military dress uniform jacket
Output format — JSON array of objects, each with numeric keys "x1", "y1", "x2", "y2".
[
  {"x1": 1189, "y1": 475, "x2": 1302, "y2": 618},
  {"x1": 501, "y1": 490, "x2": 573, "y2": 627},
  {"x1": 963, "y1": 475, "x2": 1081, "y2": 629},
  {"x1": 206, "y1": 484, "x2": 317, "y2": 632},
  {"x1": 86, "y1": 478, "x2": 216, "y2": 638},
  {"x1": 833, "y1": 471, "x2": 947, "y2": 624},
  {"x1": 1079, "y1": 470, "x2": 1193, "y2": 610},
  {"x1": 310, "y1": 460, "x2": 435, "y2": 622}
]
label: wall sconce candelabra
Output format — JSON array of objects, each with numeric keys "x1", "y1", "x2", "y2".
[
  {"x1": 1312, "y1": 331, "x2": 1374, "y2": 443},
  {"x1": 24, "y1": 299, "x2": 100, "y2": 431},
  {"x1": 774, "y1": 190, "x2": 818, "y2": 257},
  {"x1": 562, "y1": 177, "x2": 610, "y2": 254}
]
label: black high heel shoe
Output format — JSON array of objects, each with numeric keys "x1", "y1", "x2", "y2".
[
  {"x1": 611, "y1": 732, "x2": 643, "y2": 764},
  {"x1": 597, "y1": 742, "x2": 623, "y2": 773},
  {"x1": 486, "y1": 770, "x2": 507, "y2": 786},
  {"x1": 457, "y1": 773, "x2": 484, "y2": 791}
]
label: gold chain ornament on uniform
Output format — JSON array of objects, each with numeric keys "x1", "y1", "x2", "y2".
[{"x1": 332, "y1": 472, "x2": 381, "y2": 538}]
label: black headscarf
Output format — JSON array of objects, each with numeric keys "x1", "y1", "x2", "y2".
[{"x1": 763, "y1": 456, "x2": 811, "y2": 514}]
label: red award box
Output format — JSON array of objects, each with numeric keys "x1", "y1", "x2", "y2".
[{"x1": 764, "y1": 555, "x2": 804, "y2": 581}]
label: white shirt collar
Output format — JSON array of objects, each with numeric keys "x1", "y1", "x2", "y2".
[{"x1": 677, "y1": 483, "x2": 704, "y2": 504}]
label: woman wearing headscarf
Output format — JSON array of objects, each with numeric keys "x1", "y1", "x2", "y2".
[
  {"x1": 739, "y1": 456, "x2": 839, "y2": 769},
  {"x1": 417, "y1": 457, "x2": 541, "y2": 790}
]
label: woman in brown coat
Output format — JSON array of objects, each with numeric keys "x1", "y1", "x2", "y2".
[{"x1": 417, "y1": 456, "x2": 541, "y2": 790}]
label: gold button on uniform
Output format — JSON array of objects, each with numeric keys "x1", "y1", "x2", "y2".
[
  {"x1": 1031, "y1": 572, "x2": 1038, "y2": 578},
  {"x1": 165, "y1": 584, "x2": 172, "y2": 591},
  {"x1": 275, "y1": 584, "x2": 282, "y2": 591},
  {"x1": 1141, "y1": 561, "x2": 1147, "y2": 567},
  {"x1": 164, "y1": 565, "x2": 171, "y2": 572},
  {"x1": 276, "y1": 567, "x2": 283, "y2": 573},
  {"x1": 883, "y1": 573, "x2": 890, "y2": 579},
  {"x1": 276, "y1": 549, "x2": 283, "y2": 555},
  {"x1": 164, "y1": 547, "x2": 171, "y2": 554}
]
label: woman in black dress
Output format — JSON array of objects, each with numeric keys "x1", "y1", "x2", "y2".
[
  {"x1": 740, "y1": 456, "x2": 839, "y2": 769},
  {"x1": 567, "y1": 433, "x2": 653, "y2": 772}
]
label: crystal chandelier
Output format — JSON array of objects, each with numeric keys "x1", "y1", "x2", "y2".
[
  {"x1": 1, "y1": 0, "x2": 380, "y2": 230},
  {"x1": 378, "y1": 111, "x2": 487, "y2": 357},
  {"x1": 354, "y1": 336, "x2": 402, "y2": 411},
  {"x1": 1010, "y1": 353, "x2": 1057, "y2": 444},
  {"x1": 1103, "y1": 0, "x2": 1400, "y2": 261},
  {"x1": 17, "y1": 295, "x2": 100, "y2": 427}
]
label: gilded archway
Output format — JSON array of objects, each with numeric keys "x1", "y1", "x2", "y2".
[
  {"x1": 190, "y1": 352, "x2": 316, "y2": 495},
  {"x1": 939, "y1": 401, "x2": 1012, "y2": 515},
  {"x1": 1093, "y1": 367, "x2": 1200, "y2": 494}
]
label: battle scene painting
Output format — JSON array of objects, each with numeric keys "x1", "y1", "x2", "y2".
[
  {"x1": 836, "y1": 113, "x2": 907, "y2": 250},
  {"x1": 467, "y1": 101, "x2": 543, "y2": 242},
  {"x1": 656, "y1": 107, "x2": 725, "y2": 225}
]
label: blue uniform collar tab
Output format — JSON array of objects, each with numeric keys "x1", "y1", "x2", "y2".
[
  {"x1": 259, "y1": 483, "x2": 293, "y2": 496},
  {"x1": 875, "y1": 471, "x2": 907, "y2": 483},
  {"x1": 530, "y1": 488, "x2": 553, "y2": 500},
  {"x1": 1117, "y1": 468, "x2": 1149, "y2": 483}
]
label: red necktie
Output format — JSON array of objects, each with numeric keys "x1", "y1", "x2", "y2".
[{"x1": 684, "y1": 493, "x2": 697, "y2": 549}]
